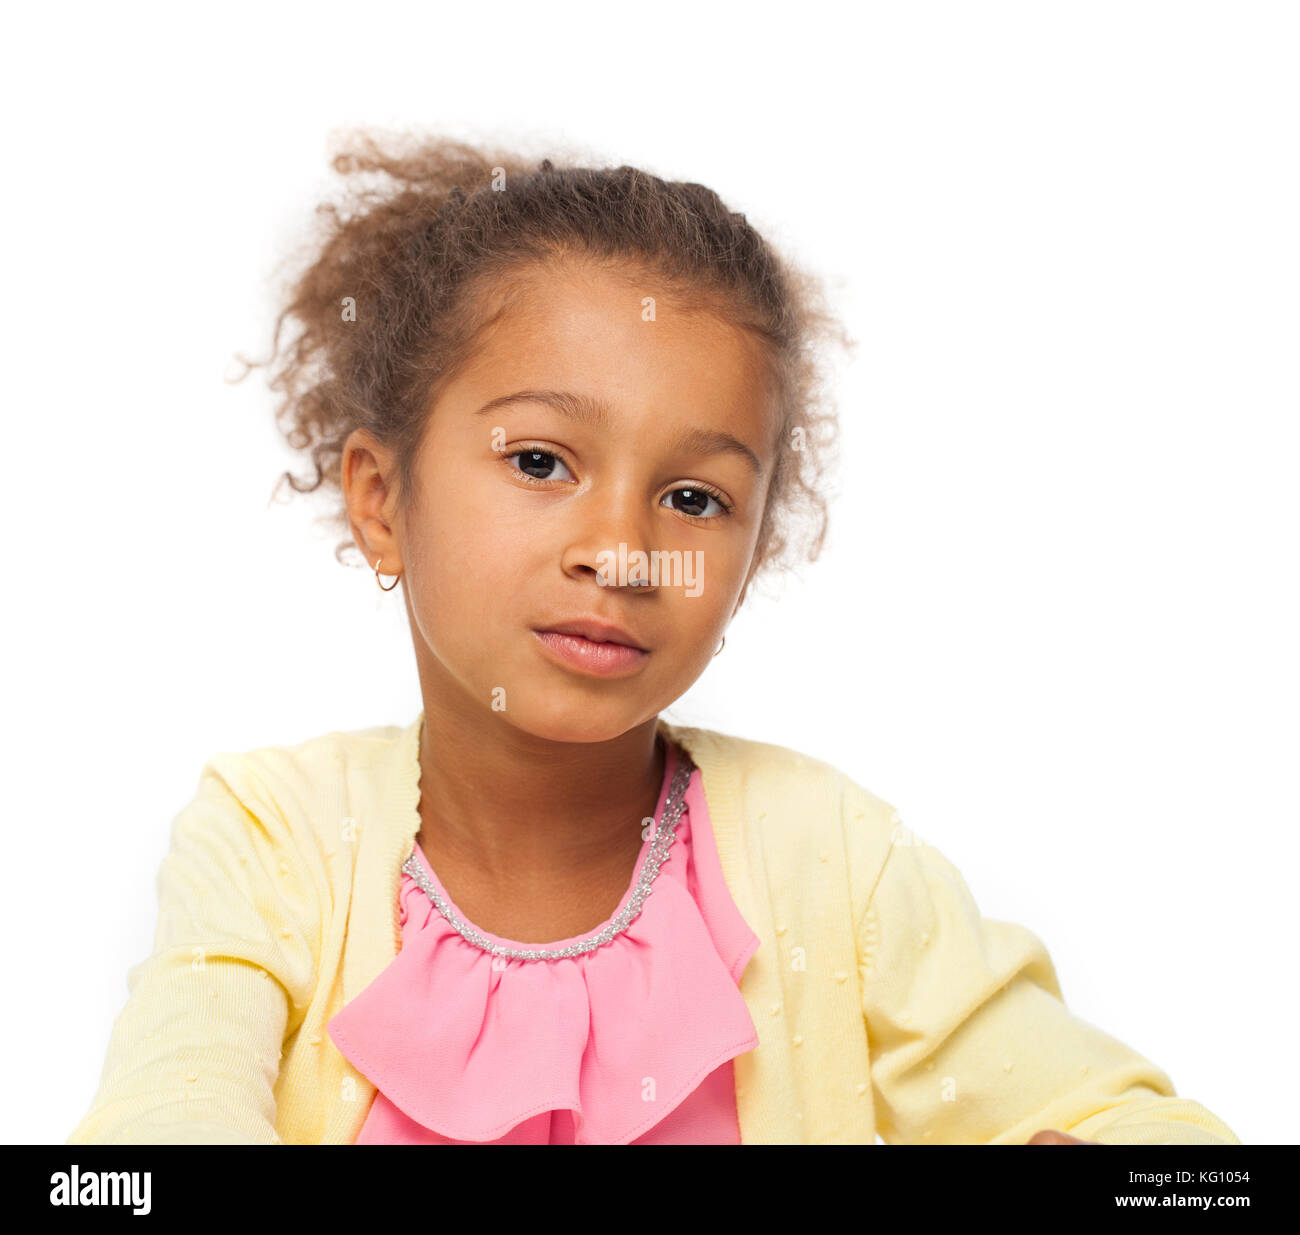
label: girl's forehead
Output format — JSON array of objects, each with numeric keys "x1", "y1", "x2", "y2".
[
  {"x1": 472, "y1": 267, "x2": 767, "y2": 377},
  {"x1": 442, "y1": 260, "x2": 782, "y2": 448},
  {"x1": 476, "y1": 253, "x2": 733, "y2": 326},
  {"x1": 456, "y1": 317, "x2": 774, "y2": 435}
]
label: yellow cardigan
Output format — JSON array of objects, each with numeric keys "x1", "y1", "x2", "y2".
[{"x1": 67, "y1": 712, "x2": 1240, "y2": 1145}]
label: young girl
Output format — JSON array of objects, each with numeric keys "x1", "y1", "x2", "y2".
[{"x1": 67, "y1": 133, "x2": 1239, "y2": 1146}]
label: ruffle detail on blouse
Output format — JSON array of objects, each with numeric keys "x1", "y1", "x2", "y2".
[{"x1": 327, "y1": 745, "x2": 760, "y2": 1145}]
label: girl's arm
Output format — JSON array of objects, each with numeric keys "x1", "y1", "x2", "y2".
[
  {"x1": 66, "y1": 758, "x2": 319, "y2": 1144},
  {"x1": 853, "y1": 803, "x2": 1239, "y2": 1145}
]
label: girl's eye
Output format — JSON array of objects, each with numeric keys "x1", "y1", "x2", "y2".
[
  {"x1": 506, "y1": 448, "x2": 574, "y2": 484},
  {"x1": 662, "y1": 486, "x2": 728, "y2": 519},
  {"x1": 502, "y1": 449, "x2": 732, "y2": 520}
]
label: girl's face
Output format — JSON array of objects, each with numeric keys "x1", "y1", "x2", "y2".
[{"x1": 360, "y1": 259, "x2": 779, "y2": 744}]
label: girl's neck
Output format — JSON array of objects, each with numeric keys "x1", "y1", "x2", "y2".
[{"x1": 414, "y1": 705, "x2": 666, "y2": 885}]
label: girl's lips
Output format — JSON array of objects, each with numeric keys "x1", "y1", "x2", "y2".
[{"x1": 531, "y1": 629, "x2": 650, "y2": 677}]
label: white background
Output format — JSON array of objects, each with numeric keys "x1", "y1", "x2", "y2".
[{"x1": 3, "y1": 0, "x2": 1294, "y2": 1145}]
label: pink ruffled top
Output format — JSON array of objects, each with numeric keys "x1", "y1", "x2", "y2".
[{"x1": 326, "y1": 737, "x2": 761, "y2": 1144}]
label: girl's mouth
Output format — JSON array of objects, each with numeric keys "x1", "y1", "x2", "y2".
[{"x1": 531, "y1": 629, "x2": 651, "y2": 678}]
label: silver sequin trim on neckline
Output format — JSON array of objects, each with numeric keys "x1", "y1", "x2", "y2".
[{"x1": 401, "y1": 745, "x2": 696, "y2": 961}]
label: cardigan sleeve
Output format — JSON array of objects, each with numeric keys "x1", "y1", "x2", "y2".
[
  {"x1": 855, "y1": 821, "x2": 1240, "y2": 1146},
  {"x1": 66, "y1": 756, "x2": 320, "y2": 1144}
]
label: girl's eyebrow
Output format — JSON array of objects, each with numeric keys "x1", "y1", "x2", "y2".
[{"x1": 475, "y1": 388, "x2": 764, "y2": 478}]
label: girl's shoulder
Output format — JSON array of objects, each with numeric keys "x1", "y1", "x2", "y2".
[
  {"x1": 199, "y1": 716, "x2": 412, "y2": 794},
  {"x1": 183, "y1": 715, "x2": 420, "y2": 858},
  {"x1": 663, "y1": 719, "x2": 904, "y2": 927},
  {"x1": 662, "y1": 718, "x2": 901, "y2": 842},
  {"x1": 665, "y1": 715, "x2": 894, "y2": 798}
]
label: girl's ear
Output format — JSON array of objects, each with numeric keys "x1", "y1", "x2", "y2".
[{"x1": 342, "y1": 427, "x2": 403, "y2": 568}]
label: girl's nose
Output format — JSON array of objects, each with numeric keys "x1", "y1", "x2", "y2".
[{"x1": 558, "y1": 490, "x2": 659, "y2": 589}]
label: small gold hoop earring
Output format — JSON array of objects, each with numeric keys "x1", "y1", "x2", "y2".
[
  {"x1": 375, "y1": 557, "x2": 401, "y2": 592},
  {"x1": 714, "y1": 635, "x2": 726, "y2": 658}
]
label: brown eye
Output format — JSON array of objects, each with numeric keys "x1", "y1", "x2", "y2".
[
  {"x1": 505, "y1": 449, "x2": 573, "y2": 483},
  {"x1": 663, "y1": 487, "x2": 726, "y2": 519}
]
